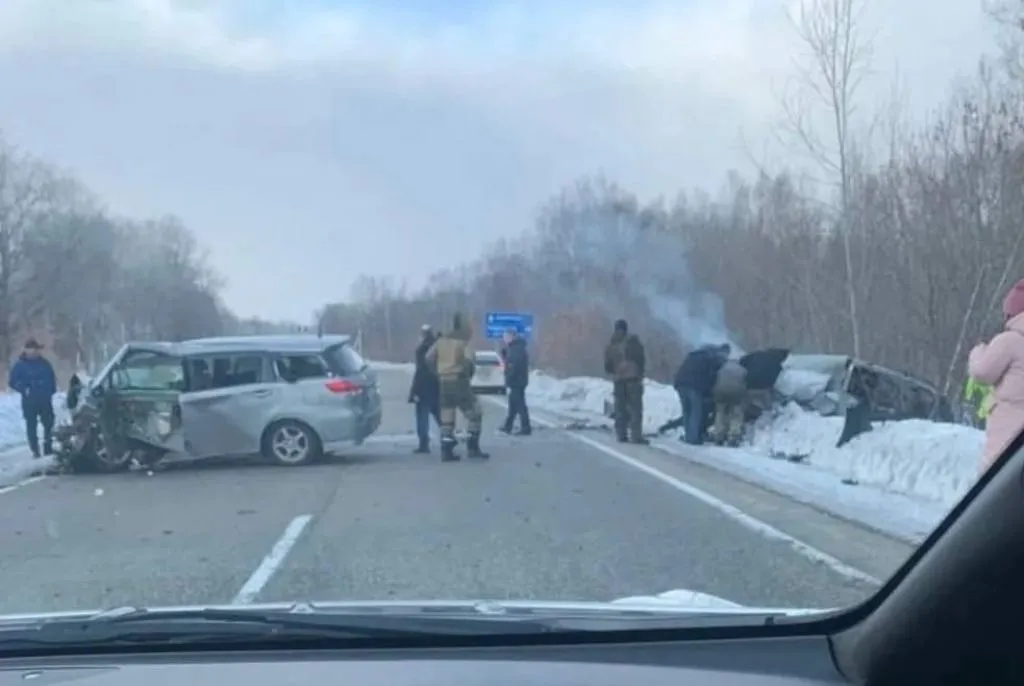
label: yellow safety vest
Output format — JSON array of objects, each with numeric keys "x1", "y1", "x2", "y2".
[{"x1": 964, "y1": 377, "x2": 994, "y2": 420}]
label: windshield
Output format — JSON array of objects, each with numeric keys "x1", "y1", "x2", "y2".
[
  {"x1": 111, "y1": 351, "x2": 185, "y2": 391},
  {"x1": 0, "y1": 0, "x2": 1011, "y2": 650}
]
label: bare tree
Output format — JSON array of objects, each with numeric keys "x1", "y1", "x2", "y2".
[
  {"x1": 0, "y1": 136, "x2": 62, "y2": 361},
  {"x1": 778, "y1": 0, "x2": 873, "y2": 357}
]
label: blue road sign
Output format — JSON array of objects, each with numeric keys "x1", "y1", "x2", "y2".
[{"x1": 485, "y1": 311, "x2": 534, "y2": 340}]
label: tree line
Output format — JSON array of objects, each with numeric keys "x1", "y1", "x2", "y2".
[
  {"x1": 0, "y1": 134, "x2": 296, "y2": 384},
  {"x1": 318, "y1": 0, "x2": 1024, "y2": 403}
]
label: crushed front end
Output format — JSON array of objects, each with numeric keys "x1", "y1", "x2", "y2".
[{"x1": 54, "y1": 374, "x2": 183, "y2": 474}]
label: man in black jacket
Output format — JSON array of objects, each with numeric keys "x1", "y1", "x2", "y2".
[
  {"x1": 662, "y1": 343, "x2": 729, "y2": 445},
  {"x1": 738, "y1": 347, "x2": 789, "y2": 418},
  {"x1": 500, "y1": 328, "x2": 531, "y2": 435},
  {"x1": 409, "y1": 325, "x2": 441, "y2": 453}
]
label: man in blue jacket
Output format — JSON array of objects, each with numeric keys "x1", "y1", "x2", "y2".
[{"x1": 8, "y1": 339, "x2": 57, "y2": 457}]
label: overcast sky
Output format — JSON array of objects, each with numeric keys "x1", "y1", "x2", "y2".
[{"x1": 0, "y1": 0, "x2": 994, "y2": 321}]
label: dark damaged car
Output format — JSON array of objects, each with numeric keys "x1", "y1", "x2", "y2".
[
  {"x1": 55, "y1": 335, "x2": 382, "y2": 473},
  {"x1": 775, "y1": 353, "x2": 955, "y2": 423},
  {"x1": 601, "y1": 350, "x2": 955, "y2": 426}
]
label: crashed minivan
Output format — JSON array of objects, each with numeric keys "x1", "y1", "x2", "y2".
[{"x1": 55, "y1": 334, "x2": 382, "y2": 473}]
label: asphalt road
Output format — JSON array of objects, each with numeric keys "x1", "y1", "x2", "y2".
[{"x1": 0, "y1": 366, "x2": 916, "y2": 617}]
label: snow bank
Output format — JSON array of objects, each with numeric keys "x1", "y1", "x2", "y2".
[
  {"x1": 527, "y1": 372, "x2": 681, "y2": 433},
  {"x1": 750, "y1": 403, "x2": 979, "y2": 508},
  {"x1": 0, "y1": 392, "x2": 67, "y2": 487}
]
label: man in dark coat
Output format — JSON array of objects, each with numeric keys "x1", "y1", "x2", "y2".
[
  {"x1": 738, "y1": 347, "x2": 789, "y2": 418},
  {"x1": 408, "y1": 325, "x2": 441, "y2": 454},
  {"x1": 500, "y1": 328, "x2": 532, "y2": 435},
  {"x1": 667, "y1": 343, "x2": 729, "y2": 445},
  {"x1": 604, "y1": 319, "x2": 648, "y2": 444},
  {"x1": 7, "y1": 338, "x2": 58, "y2": 458}
]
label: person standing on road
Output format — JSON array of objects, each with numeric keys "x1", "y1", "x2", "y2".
[
  {"x1": 7, "y1": 338, "x2": 57, "y2": 458},
  {"x1": 604, "y1": 319, "x2": 648, "y2": 445},
  {"x1": 500, "y1": 328, "x2": 531, "y2": 436},
  {"x1": 711, "y1": 352, "x2": 747, "y2": 447},
  {"x1": 409, "y1": 324, "x2": 441, "y2": 454},
  {"x1": 968, "y1": 277, "x2": 1024, "y2": 474},
  {"x1": 425, "y1": 313, "x2": 490, "y2": 461}
]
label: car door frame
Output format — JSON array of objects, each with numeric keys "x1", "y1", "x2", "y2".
[
  {"x1": 89, "y1": 343, "x2": 187, "y2": 455},
  {"x1": 177, "y1": 351, "x2": 278, "y2": 459}
]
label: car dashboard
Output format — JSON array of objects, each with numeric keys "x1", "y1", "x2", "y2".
[{"x1": 0, "y1": 635, "x2": 851, "y2": 686}]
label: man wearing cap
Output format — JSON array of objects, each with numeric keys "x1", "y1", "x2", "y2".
[
  {"x1": 603, "y1": 319, "x2": 648, "y2": 444},
  {"x1": 408, "y1": 324, "x2": 441, "y2": 453},
  {"x1": 7, "y1": 338, "x2": 58, "y2": 458}
]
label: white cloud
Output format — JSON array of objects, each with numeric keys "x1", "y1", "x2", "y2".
[{"x1": 0, "y1": 0, "x2": 994, "y2": 319}]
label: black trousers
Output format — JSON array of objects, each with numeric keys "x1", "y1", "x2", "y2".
[
  {"x1": 504, "y1": 385, "x2": 531, "y2": 432},
  {"x1": 23, "y1": 401, "x2": 55, "y2": 456},
  {"x1": 415, "y1": 397, "x2": 440, "y2": 447}
]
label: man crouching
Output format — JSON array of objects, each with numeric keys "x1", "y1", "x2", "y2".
[{"x1": 425, "y1": 313, "x2": 490, "y2": 461}]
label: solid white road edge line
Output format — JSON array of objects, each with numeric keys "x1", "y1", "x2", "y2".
[
  {"x1": 232, "y1": 514, "x2": 314, "y2": 605},
  {"x1": 0, "y1": 474, "x2": 46, "y2": 495},
  {"x1": 484, "y1": 397, "x2": 881, "y2": 586}
]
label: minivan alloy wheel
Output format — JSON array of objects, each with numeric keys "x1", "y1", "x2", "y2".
[{"x1": 268, "y1": 423, "x2": 317, "y2": 465}]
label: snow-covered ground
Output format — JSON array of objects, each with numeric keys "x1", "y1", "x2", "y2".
[
  {"x1": 0, "y1": 392, "x2": 66, "y2": 487},
  {"x1": 524, "y1": 371, "x2": 981, "y2": 543}
]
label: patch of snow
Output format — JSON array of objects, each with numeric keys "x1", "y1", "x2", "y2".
[
  {"x1": 370, "y1": 361, "x2": 414, "y2": 371},
  {"x1": 612, "y1": 589, "x2": 742, "y2": 609},
  {"x1": 749, "y1": 403, "x2": 979, "y2": 508},
  {"x1": 527, "y1": 372, "x2": 681, "y2": 433},
  {"x1": 0, "y1": 392, "x2": 67, "y2": 487},
  {"x1": 611, "y1": 588, "x2": 828, "y2": 615}
]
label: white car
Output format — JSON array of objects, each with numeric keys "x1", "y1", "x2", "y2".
[{"x1": 471, "y1": 350, "x2": 506, "y2": 395}]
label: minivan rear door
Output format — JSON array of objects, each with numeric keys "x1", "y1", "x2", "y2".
[{"x1": 324, "y1": 343, "x2": 380, "y2": 422}]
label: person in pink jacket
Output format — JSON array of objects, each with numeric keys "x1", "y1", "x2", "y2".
[{"x1": 968, "y1": 278, "x2": 1024, "y2": 473}]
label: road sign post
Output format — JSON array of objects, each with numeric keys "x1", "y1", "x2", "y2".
[{"x1": 484, "y1": 312, "x2": 534, "y2": 340}]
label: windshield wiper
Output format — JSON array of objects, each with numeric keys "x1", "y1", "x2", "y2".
[{"x1": 0, "y1": 607, "x2": 565, "y2": 649}]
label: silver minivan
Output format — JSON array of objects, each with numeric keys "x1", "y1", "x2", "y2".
[{"x1": 57, "y1": 334, "x2": 382, "y2": 472}]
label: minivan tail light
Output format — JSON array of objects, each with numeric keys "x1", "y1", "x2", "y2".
[{"x1": 325, "y1": 379, "x2": 360, "y2": 394}]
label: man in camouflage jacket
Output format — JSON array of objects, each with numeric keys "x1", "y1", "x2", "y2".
[{"x1": 425, "y1": 313, "x2": 490, "y2": 461}]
